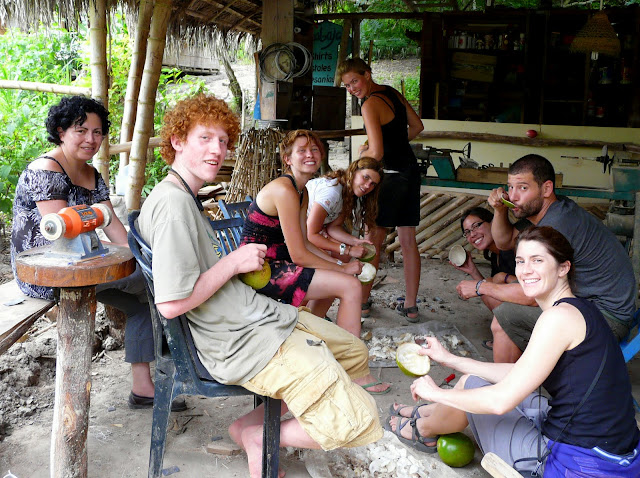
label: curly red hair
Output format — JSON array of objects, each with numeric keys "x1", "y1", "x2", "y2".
[{"x1": 160, "y1": 94, "x2": 240, "y2": 165}]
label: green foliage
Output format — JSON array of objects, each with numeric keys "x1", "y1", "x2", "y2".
[
  {"x1": 318, "y1": 0, "x2": 420, "y2": 59},
  {"x1": 0, "y1": 25, "x2": 80, "y2": 217},
  {"x1": 0, "y1": 15, "x2": 209, "y2": 217}
]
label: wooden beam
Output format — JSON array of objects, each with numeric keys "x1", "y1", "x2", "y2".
[
  {"x1": 0, "y1": 81, "x2": 90, "y2": 96},
  {"x1": 314, "y1": 12, "x2": 426, "y2": 21},
  {"x1": 417, "y1": 130, "x2": 640, "y2": 153},
  {"x1": 196, "y1": 0, "x2": 261, "y2": 27},
  {"x1": 402, "y1": 0, "x2": 419, "y2": 12},
  {"x1": 229, "y1": 5, "x2": 262, "y2": 35}
]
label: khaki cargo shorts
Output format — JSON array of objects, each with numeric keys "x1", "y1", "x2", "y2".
[{"x1": 243, "y1": 310, "x2": 383, "y2": 450}]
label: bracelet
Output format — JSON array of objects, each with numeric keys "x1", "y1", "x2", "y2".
[
  {"x1": 476, "y1": 279, "x2": 486, "y2": 296},
  {"x1": 336, "y1": 260, "x2": 343, "y2": 266},
  {"x1": 504, "y1": 274, "x2": 510, "y2": 283}
]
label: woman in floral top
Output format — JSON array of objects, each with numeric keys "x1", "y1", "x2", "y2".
[{"x1": 10, "y1": 96, "x2": 185, "y2": 411}]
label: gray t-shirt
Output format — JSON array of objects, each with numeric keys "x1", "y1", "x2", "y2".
[
  {"x1": 137, "y1": 181, "x2": 298, "y2": 385},
  {"x1": 538, "y1": 197, "x2": 636, "y2": 322}
]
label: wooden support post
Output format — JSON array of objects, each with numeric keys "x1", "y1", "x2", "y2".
[
  {"x1": 88, "y1": 0, "x2": 110, "y2": 184},
  {"x1": 119, "y1": 0, "x2": 153, "y2": 171},
  {"x1": 351, "y1": 20, "x2": 362, "y2": 118},
  {"x1": 334, "y1": 19, "x2": 351, "y2": 86},
  {"x1": 259, "y1": 0, "x2": 293, "y2": 121},
  {"x1": 126, "y1": 0, "x2": 172, "y2": 211},
  {"x1": 50, "y1": 287, "x2": 96, "y2": 478}
]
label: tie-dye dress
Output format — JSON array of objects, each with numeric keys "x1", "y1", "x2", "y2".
[{"x1": 240, "y1": 178, "x2": 315, "y2": 306}]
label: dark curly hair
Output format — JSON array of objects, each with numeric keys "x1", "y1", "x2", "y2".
[
  {"x1": 46, "y1": 95, "x2": 110, "y2": 145},
  {"x1": 160, "y1": 94, "x2": 240, "y2": 165},
  {"x1": 325, "y1": 157, "x2": 383, "y2": 234}
]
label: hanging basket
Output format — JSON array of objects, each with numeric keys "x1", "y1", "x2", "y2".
[{"x1": 570, "y1": 11, "x2": 621, "y2": 57}]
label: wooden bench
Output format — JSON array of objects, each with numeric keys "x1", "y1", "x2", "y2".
[{"x1": 0, "y1": 280, "x2": 54, "y2": 355}]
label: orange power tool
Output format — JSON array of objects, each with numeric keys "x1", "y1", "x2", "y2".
[{"x1": 41, "y1": 204, "x2": 112, "y2": 241}]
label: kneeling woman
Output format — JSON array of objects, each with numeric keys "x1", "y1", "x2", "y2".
[
  {"x1": 306, "y1": 156, "x2": 383, "y2": 262},
  {"x1": 389, "y1": 226, "x2": 639, "y2": 476}
]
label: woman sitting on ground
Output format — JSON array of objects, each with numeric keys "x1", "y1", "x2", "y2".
[
  {"x1": 453, "y1": 207, "x2": 518, "y2": 311},
  {"x1": 240, "y1": 129, "x2": 390, "y2": 394},
  {"x1": 388, "y1": 226, "x2": 640, "y2": 476},
  {"x1": 306, "y1": 156, "x2": 382, "y2": 262},
  {"x1": 452, "y1": 207, "x2": 534, "y2": 351}
]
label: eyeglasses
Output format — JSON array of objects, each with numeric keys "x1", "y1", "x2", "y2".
[{"x1": 462, "y1": 221, "x2": 484, "y2": 238}]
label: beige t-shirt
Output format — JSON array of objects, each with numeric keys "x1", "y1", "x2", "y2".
[{"x1": 137, "y1": 181, "x2": 298, "y2": 385}]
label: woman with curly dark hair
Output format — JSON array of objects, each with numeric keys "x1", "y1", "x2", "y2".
[
  {"x1": 306, "y1": 157, "x2": 383, "y2": 262},
  {"x1": 10, "y1": 95, "x2": 186, "y2": 412}
]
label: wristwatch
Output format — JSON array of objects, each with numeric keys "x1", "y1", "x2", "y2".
[{"x1": 339, "y1": 243, "x2": 347, "y2": 255}]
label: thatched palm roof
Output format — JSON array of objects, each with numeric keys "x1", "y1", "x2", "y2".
[{"x1": 0, "y1": 0, "x2": 467, "y2": 42}]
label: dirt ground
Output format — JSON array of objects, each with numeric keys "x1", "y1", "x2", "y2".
[
  {"x1": 0, "y1": 235, "x2": 495, "y2": 477},
  {"x1": 2, "y1": 231, "x2": 639, "y2": 477}
]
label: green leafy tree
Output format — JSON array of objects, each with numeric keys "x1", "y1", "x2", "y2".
[{"x1": 0, "y1": 15, "x2": 207, "y2": 217}]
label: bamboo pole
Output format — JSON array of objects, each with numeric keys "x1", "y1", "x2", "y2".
[
  {"x1": 89, "y1": 0, "x2": 110, "y2": 184},
  {"x1": 0, "y1": 81, "x2": 91, "y2": 96},
  {"x1": 334, "y1": 19, "x2": 351, "y2": 86},
  {"x1": 110, "y1": 137, "x2": 161, "y2": 155},
  {"x1": 126, "y1": 0, "x2": 173, "y2": 211},
  {"x1": 119, "y1": 0, "x2": 153, "y2": 171}
]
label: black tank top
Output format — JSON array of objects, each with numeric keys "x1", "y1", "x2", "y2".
[
  {"x1": 542, "y1": 297, "x2": 639, "y2": 454},
  {"x1": 364, "y1": 86, "x2": 417, "y2": 172}
]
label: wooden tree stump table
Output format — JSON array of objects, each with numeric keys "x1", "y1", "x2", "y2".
[{"x1": 15, "y1": 244, "x2": 135, "y2": 478}]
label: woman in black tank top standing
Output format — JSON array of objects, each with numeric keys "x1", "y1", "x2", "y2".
[{"x1": 338, "y1": 58, "x2": 424, "y2": 323}]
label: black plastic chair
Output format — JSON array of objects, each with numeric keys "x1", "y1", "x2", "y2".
[
  {"x1": 127, "y1": 211, "x2": 281, "y2": 478},
  {"x1": 218, "y1": 196, "x2": 253, "y2": 222}
]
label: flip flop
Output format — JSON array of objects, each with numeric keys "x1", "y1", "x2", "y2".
[
  {"x1": 482, "y1": 339, "x2": 494, "y2": 350},
  {"x1": 396, "y1": 304, "x2": 419, "y2": 323},
  {"x1": 384, "y1": 416, "x2": 437, "y2": 454},
  {"x1": 361, "y1": 380, "x2": 391, "y2": 395},
  {"x1": 388, "y1": 403, "x2": 427, "y2": 419}
]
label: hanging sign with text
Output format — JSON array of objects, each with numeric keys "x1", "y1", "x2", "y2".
[{"x1": 313, "y1": 22, "x2": 351, "y2": 86}]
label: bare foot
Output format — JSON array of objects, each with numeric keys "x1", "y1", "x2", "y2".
[
  {"x1": 242, "y1": 423, "x2": 267, "y2": 478},
  {"x1": 353, "y1": 374, "x2": 391, "y2": 393},
  {"x1": 388, "y1": 416, "x2": 437, "y2": 447},
  {"x1": 390, "y1": 402, "x2": 436, "y2": 418}
]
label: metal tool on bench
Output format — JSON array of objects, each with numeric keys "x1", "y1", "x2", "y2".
[
  {"x1": 40, "y1": 204, "x2": 112, "y2": 261},
  {"x1": 412, "y1": 142, "x2": 473, "y2": 178},
  {"x1": 561, "y1": 145, "x2": 614, "y2": 173}
]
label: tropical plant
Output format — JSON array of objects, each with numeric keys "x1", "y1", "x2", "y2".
[{"x1": 0, "y1": 15, "x2": 207, "y2": 217}]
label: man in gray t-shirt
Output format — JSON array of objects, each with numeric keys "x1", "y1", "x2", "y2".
[
  {"x1": 487, "y1": 154, "x2": 635, "y2": 362},
  {"x1": 137, "y1": 94, "x2": 383, "y2": 477}
]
